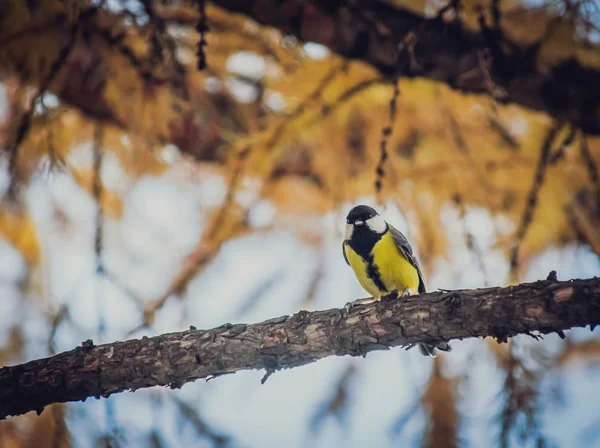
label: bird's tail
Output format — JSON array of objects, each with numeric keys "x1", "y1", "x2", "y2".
[{"x1": 418, "y1": 342, "x2": 452, "y2": 357}]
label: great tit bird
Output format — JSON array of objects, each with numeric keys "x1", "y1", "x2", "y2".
[{"x1": 342, "y1": 205, "x2": 452, "y2": 357}]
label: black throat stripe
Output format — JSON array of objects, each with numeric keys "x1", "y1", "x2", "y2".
[{"x1": 349, "y1": 226, "x2": 388, "y2": 293}]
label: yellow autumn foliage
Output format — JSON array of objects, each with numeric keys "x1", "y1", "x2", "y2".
[
  {"x1": 0, "y1": 0, "x2": 598, "y2": 273},
  {"x1": 0, "y1": 211, "x2": 39, "y2": 266}
]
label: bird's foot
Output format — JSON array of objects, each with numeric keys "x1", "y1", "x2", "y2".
[
  {"x1": 381, "y1": 290, "x2": 399, "y2": 301},
  {"x1": 402, "y1": 288, "x2": 412, "y2": 297},
  {"x1": 344, "y1": 297, "x2": 377, "y2": 312}
]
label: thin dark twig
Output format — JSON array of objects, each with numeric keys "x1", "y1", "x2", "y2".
[
  {"x1": 315, "y1": 78, "x2": 386, "y2": 122},
  {"x1": 488, "y1": 115, "x2": 520, "y2": 149},
  {"x1": 500, "y1": 340, "x2": 516, "y2": 448},
  {"x1": 375, "y1": 78, "x2": 400, "y2": 197},
  {"x1": 141, "y1": 0, "x2": 166, "y2": 63},
  {"x1": 92, "y1": 124, "x2": 107, "y2": 343},
  {"x1": 196, "y1": 0, "x2": 209, "y2": 70},
  {"x1": 92, "y1": 123, "x2": 117, "y2": 441},
  {"x1": 448, "y1": 114, "x2": 469, "y2": 154},
  {"x1": 549, "y1": 125, "x2": 576, "y2": 164},
  {"x1": 492, "y1": 0, "x2": 502, "y2": 29},
  {"x1": 93, "y1": 124, "x2": 104, "y2": 277},
  {"x1": 498, "y1": 340, "x2": 551, "y2": 447},
  {"x1": 477, "y1": 6, "x2": 506, "y2": 68},
  {"x1": 286, "y1": 61, "x2": 348, "y2": 119},
  {"x1": 477, "y1": 50, "x2": 507, "y2": 101},
  {"x1": 580, "y1": 136, "x2": 600, "y2": 207},
  {"x1": 6, "y1": 11, "x2": 88, "y2": 197},
  {"x1": 509, "y1": 122, "x2": 562, "y2": 278},
  {"x1": 263, "y1": 61, "x2": 345, "y2": 153},
  {"x1": 94, "y1": 24, "x2": 165, "y2": 84},
  {"x1": 136, "y1": 0, "x2": 188, "y2": 95}
]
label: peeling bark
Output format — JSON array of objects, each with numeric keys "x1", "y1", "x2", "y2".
[{"x1": 1, "y1": 277, "x2": 599, "y2": 419}]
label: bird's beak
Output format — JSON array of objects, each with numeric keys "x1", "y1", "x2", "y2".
[{"x1": 355, "y1": 220, "x2": 364, "y2": 226}]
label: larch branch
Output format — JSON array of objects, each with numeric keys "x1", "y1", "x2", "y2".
[
  {"x1": 213, "y1": 0, "x2": 600, "y2": 135},
  {"x1": 1, "y1": 277, "x2": 600, "y2": 419}
]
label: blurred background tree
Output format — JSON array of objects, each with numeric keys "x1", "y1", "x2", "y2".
[{"x1": 0, "y1": 0, "x2": 599, "y2": 446}]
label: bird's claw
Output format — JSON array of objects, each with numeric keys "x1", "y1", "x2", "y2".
[
  {"x1": 381, "y1": 290, "x2": 399, "y2": 301},
  {"x1": 344, "y1": 297, "x2": 376, "y2": 312}
]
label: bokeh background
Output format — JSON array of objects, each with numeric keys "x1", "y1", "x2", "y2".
[{"x1": 1, "y1": 0, "x2": 600, "y2": 446}]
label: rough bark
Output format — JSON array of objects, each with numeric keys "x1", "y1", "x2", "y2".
[
  {"x1": 1, "y1": 276, "x2": 599, "y2": 419},
  {"x1": 215, "y1": 0, "x2": 600, "y2": 135}
]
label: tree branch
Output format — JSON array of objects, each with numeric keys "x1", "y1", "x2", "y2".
[
  {"x1": 213, "y1": 0, "x2": 600, "y2": 135},
  {"x1": 1, "y1": 277, "x2": 599, "y2": 419}
]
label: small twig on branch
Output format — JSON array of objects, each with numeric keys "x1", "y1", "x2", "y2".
[{"x1": 0, "y1": 277, "x2": 599, "y2": 420}]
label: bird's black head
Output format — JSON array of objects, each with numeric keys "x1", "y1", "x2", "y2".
[{"x1": 346, "y1": 205, "x2": 378, "y2": 225}]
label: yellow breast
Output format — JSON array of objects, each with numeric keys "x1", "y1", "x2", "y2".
[{"x1": 345, "y1": 231, "x2": 420, "y2": 298}]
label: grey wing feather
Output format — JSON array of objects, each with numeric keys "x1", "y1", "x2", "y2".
[
  {"x1": 389, "y1": 225, "x2": 453, "y2": 357},
  {"x1": 389, "y1": 225, "x2": 426, "y2": 293},
  {"x1": 342, "y1": 241, "x2": 350, "y2": 266}
]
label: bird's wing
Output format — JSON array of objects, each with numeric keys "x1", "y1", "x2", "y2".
[
  {"x1": 388, "y1": 224, "x2": 426, "y2": 293},
  {"x1": 342, "y1": 241, "x2": 350, "y2": 266}
]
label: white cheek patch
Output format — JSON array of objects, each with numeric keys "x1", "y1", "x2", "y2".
[
  {"x1": 344, "y1": 223, "x2": 354, "y2": 240},
  {"x1": 366, "y1": 215, "x2": 387, "y2": 234}
]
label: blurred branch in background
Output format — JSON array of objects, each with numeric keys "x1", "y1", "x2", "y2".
[
  {"x1": 497, "y1": 340, "x2": 548, "y2": 448},
  {"x1": 172, "y1": 396, "x2": 232, "y2": 447},
  {"x1": 421, "y1": 357, "x2": 460, "y2": 448},
  {"x1": 309, "y1": 363, "x2": 357, "y2": 433},
  {"x1": 216, "y1": 0, "x2": 600, "y2": 135},
  {"x1": 1, "y1": 276, "x2": 599, "y2": 420}
]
